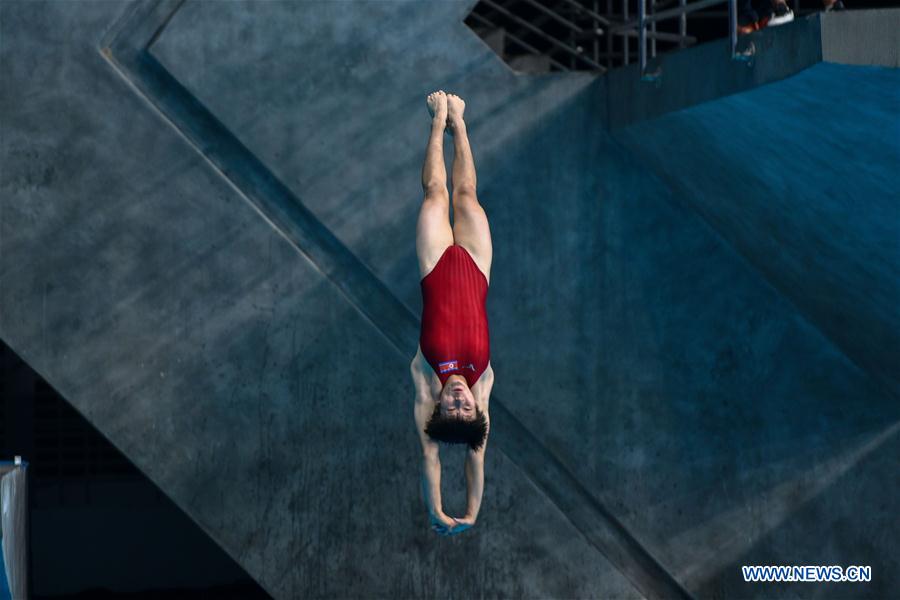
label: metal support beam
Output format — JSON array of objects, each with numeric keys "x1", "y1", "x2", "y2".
[
  {"x1": 621, "y1": 30, "x2": 697, "y2": 43},
  {"x1": 468, "y1": 9, "x2": 571, "y2": 71},
  {"x1": 518, "y1": 0, "x2": 588, "y2": 33},
  {"x1": 638, "y1": 0, "x2": 647, "y2": 73},
  {"x1": 610, "y1": 0, "x2": 727, "y2": 33},
  {"x1": 728, "y1": 0, "x2": 737, "y2": 58},
  {"x1": 482, "y1": 0, "x2": 606, "y2": 70},
  {"x1": 465, "y1": 0, "x2": 724, "y2": 72},
  {"x1": 606, "y1": 0, "x2": 614, "y2": 68},
  {"x1": 556, "y1": 0, "x2": 612, "y2": 25}
]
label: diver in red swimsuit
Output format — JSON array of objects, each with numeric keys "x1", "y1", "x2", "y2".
[{"x1": 410, "y1": 90, "x2": 494, "y2": 537}]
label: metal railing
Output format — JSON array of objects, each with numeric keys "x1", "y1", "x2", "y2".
[
  {"x1": 607, "y1": 0, "x2": 740, "y2": 78},
  {"x1": 467, "y1": 0, "x2": 755, "y2": 77}
]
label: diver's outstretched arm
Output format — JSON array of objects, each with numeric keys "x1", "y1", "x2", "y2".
[
  {"x1": 463, "y1": 434, "x2": 487, "y2": 522},
  {"x1": 412, "y1": 360, "x2": 455, "y2": 530},
  {"x1": 422, "y1": 457, "x2": 460, "y2": 534},
  {"x1": 421, "y1": 452, "x2": 447, "y2": 520}
]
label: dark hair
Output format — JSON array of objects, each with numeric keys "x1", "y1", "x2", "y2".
[{"x1": 424, "y1": 402, "x2": 488, "y2": 452}]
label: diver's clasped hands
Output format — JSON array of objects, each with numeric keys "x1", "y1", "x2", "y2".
[{"x1": 430, "y1": 511, "x2": 476, "y2": 536}]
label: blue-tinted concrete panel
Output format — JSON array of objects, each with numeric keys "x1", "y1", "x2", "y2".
[
  {"x1": 615, "y1": 62, "x2": 900, "y2": 399},
  {"x1": 480, "y1": 93, "x2": 899, "y2": 597}
]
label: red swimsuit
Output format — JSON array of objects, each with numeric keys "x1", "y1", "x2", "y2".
[{"x1": 420, "y1": 245, "x2": 490, "y2": 387}]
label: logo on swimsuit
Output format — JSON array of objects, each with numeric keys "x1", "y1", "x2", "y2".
[
  {"x1": 439, "y1": 360, "x2": 475, "y2": 373},
  {"x1": 438, "y1": 360, "x2": 458, "y2": 373}
]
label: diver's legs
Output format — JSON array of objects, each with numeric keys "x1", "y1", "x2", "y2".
[
  {"x1": 447, "y1": 94, "x2": 492, "y2": 283},
  {"x1": 417, "y1": 91, "x2": 454, "y2": 280},
  {"x1": 422, "y1": 91, "x2": 449, "y2": 194},
  {"x1": 448, "y1": 96, "x2": 476, "y2": 197}
]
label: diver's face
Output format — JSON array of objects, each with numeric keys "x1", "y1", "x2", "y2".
[{"x1": 440, "y1": 377, "x2": 476, "y2": 421}]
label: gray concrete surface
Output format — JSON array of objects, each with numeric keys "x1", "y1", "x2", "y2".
[
  {"x1": 2, "y1": 0, "x2": 898, "y2": 598},
  {"x1": 821, "y1": 9, "x2": 900, "y2": 67}
]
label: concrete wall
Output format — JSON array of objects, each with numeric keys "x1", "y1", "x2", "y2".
[
  {"x1": 614, "y1": 61, "x2": 900, "y2": 400},
  {"x1": 2, "y1": 0, "x2": 898, "y2": 598},
  {"x1": 1, "y1": 1, "x2": 636, "y2": 598},
  {"x1": 604, "y1": 10, "x2": 900, "y2": 127}
]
